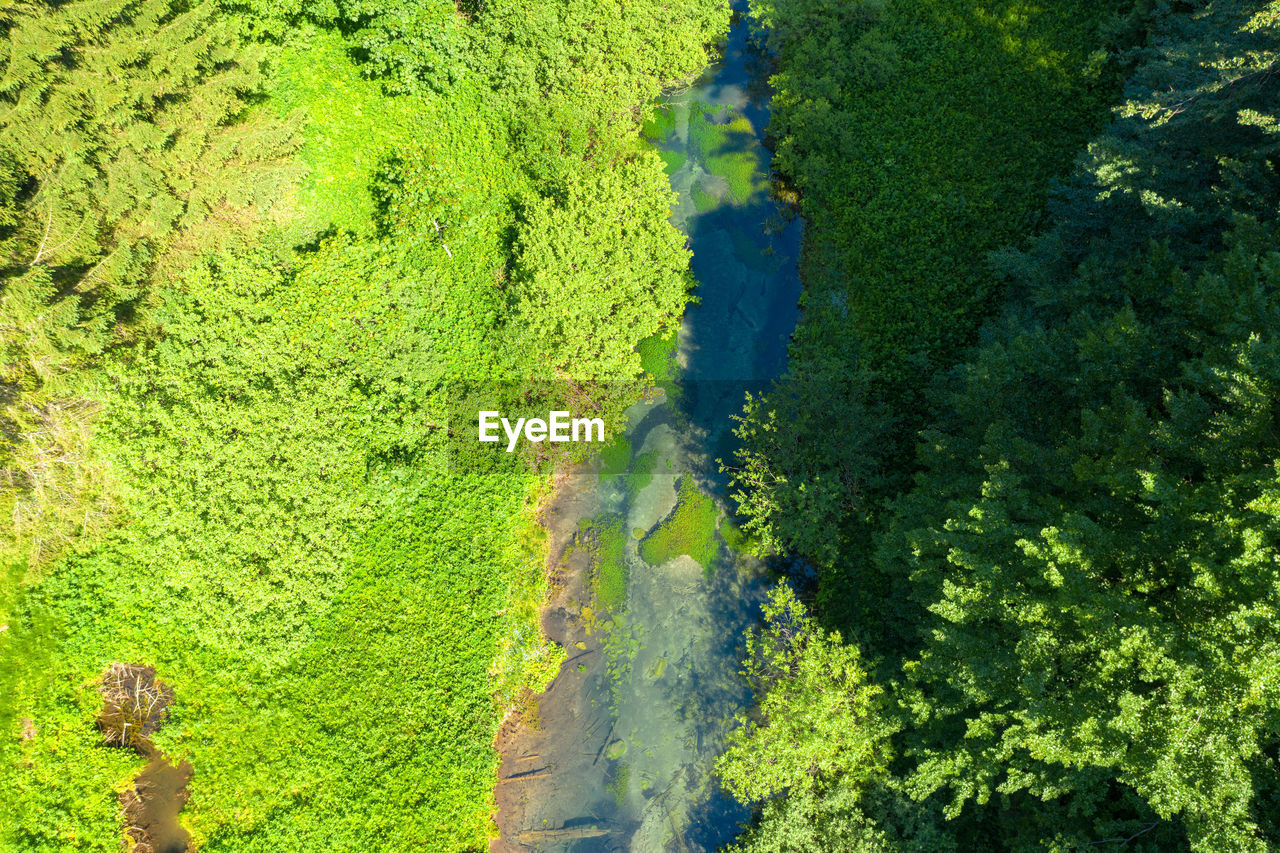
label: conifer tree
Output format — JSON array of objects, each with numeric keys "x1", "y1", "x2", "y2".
[{"x1": 0, "y1": 0, "x2": 297, "y2": 565}]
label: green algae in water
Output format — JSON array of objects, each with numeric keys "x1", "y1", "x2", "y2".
[
  {"x1": 601, "y1": 615, "x2": 644, "y2": 712},
  {"x1": 691, "y1": 183, "x2": 718, "y2": 212},
  {"x1": 718, "y1": 518, "x2": 747, "y2": 551},
  {"x1": 718, "y1": 517, "x2": 762, "y2": 557},
  {"x1": 584, "y1": 516, "x2": 628, "y2": 610},
  {"x1": 709, "y1": 151, "x2": 760, "y2": 202},
  {"x1": 619, "y1": 449, "x2": 659, "y2": 498},
  {"x1": 608, "y1": 762, "x2": 631, "y2": 806},
  {"x1": 641, "y1": 103, "x2": 676, "y2": 142},
  {"x1": 639, "y1": 475, "x2": 720, "y2": 569},
  {"x1": 606, "y1": 739, "x2": 628, "y2": 760},
  {"x1": 689, "y1": 105, "x2": 763, "y2": 204},
  {"x1": 658, "y1": 149, "x2": 687, "y2": 176},
  {"x1": 598, "y1": 435, "x2": 632, "y2": 484},
  {"x1": 687, "y1": 102, "x2": 736, "y2": 160}
]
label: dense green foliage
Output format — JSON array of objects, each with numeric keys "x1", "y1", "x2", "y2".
[
  {"x1": 0, "y1": 0, "x2": 300, "y2": 564},
  {"x1": 727, "y1": 0, "x2": 1136, "y2": 570},
  {"x1": 0, "y1": 0, "x2": 727, "y2": 849},
  {"x1": 752, "y1": 0, "x2": 1132, "y2": 382},
  {"x1": 718, "y1": 586, "x2": 894, "y2": 803},
  {"x1": 729, "y1": 0, "x2": 1280, "y2": 850},
  {"x1": 9, "y1": 0, "x2": 1280, "y2": 848}
]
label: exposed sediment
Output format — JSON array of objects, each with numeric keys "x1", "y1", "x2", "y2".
[{"x1": 97, "y1": 663, "x2": 193, "y2": 853}]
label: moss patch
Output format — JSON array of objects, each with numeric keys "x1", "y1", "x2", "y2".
[
  {"x1": 707, "y1": 151, "x2": 761, "y2": 203},
  {"x1": 641, "y1": 104, "x2": 676, "y2": 142},
  {"x1": 688, "y1": 106, "x2": 762, "y2": 204},
  {"x1": 584, "y1": 516, "x2": 629, "y2": 611},
  {"x1": 608, "y1": 761, "x2": 630, "y2": 806},
  {"x1": 619, "y1": 449, "x2": 660, "y2": 498},
  {"x1": 639, "y1": 475, "x2": 719, "y2": 569},
  {"x1": 658, "y1": 149, "x2": 687, "y2": 176},
  {"x1": 691, "y1": 183, "x2": 718, "y2": 212},
  {"x1": 688, "y1": 104, "x2": 741, "y2": 160}
]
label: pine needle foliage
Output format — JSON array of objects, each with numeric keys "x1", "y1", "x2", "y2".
[{"x1": 0, "y1": 0, "x2": 300, "y2": 568}]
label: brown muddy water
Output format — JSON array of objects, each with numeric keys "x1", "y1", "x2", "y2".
[
  {"x1": 121, "y1": 749, "x2": 194, "y2": 853},
  {"x1": 97, "y1": 663, "x2": 193, "y2": 853}
]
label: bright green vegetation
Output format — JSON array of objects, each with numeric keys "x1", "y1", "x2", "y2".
[
  {"x1": 657, "y1": 149, "x2": 688, "y2": 176},
  {"x1": 691, "y1": 183, "x2": 719, "y2": 212},
  {"x1": 608, "y1": 762, "x2": 631, "y2": 805},
  {"x1": 599, "y1": 435, "x2": 634, "y2": 483},
  {"x1": 727, "y1": 1, "x2": 1280, "y2": 851},
  {"x1": 585, "y1": 516, "x2": 630, "y2": 612},
  {"x1": 718, "y1": 586, "x2": 894, "y2": 811},
  {"x1": 641, "y1": 105, "x2": 677, "y2": 142},
  {"x1": 638, "y1": 329, "x2": 679, "y2": 384},
  {"x1": 619, "y1": 450, "x2": 661, "y2": 499},
  {"x1": 690, "y1": 106, "x2": 763, "y2": 203},
  {"x1": 0, "y1": 0, "x2": 727, "y2": 849},
  {"x1": 642, "y1": 106, "x2": 686, "y2": 176},
  {"x1": 639, "y1": 475, "x2": 719, "y2": 569},
  {"x1": 268, "y1": 29, "x2": 450, "y2": 238}
]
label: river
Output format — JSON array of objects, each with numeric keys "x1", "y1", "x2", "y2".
[{"x1": 493, "y1": 6, "x2": 802, "y2": 850}]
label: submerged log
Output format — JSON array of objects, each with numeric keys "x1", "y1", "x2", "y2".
[{"x1": 516, "y1": 826, "x2": 610, "y2": 844}]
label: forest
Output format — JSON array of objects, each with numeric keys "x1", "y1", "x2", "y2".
[
  {"x1": 2, "y1": 0, "x2": 1279, "y2": 850},
  {"x1": 723, "y1": 0, "x2": 1280, "y2": 850}
]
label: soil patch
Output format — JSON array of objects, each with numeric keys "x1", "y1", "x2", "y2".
[
  {"x1": 491, "y1": 466, "x2": 614, "y2": 851},
  {"x1": 97, "y1": 663, "x2": 192, "y2": 853}
]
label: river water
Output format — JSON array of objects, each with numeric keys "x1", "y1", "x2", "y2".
[{"x1": 493, "y1": 7, "x2": 801, "y2": 850}]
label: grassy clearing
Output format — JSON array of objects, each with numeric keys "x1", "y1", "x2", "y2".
[{"x1": 269, "y1": 28, "x2": 435, "y2": 238}]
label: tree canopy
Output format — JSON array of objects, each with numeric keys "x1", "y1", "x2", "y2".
[{"x1": 726, "y1": 0, "x2": 1280, "y2": 849}]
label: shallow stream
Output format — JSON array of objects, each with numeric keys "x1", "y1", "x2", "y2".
[{"x1": 493, "y1": 8, "x2": 802, "y2": 850}]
